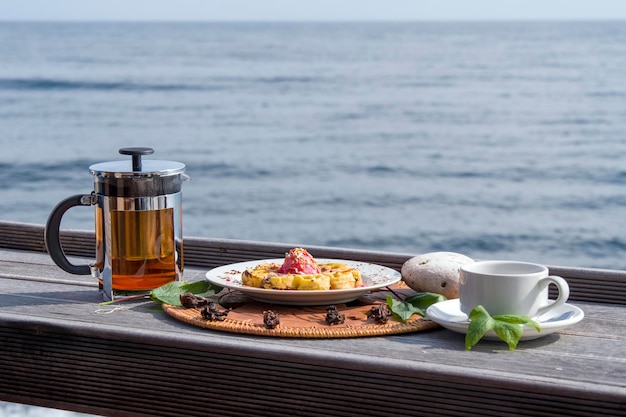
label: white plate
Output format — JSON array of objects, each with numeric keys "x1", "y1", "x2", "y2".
[
  {"x1": 205, "y1": 258, "x2": 401, "y2": 306},
  {"x1": 426, "y1": 299, "x2": 584, "y2": 341}
]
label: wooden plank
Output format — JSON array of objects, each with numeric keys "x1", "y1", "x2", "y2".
[
  {"x1": 1, "y1": 249, "x2": 626, "y2": 416},
  {"x1": 1, "y1": 316, "x2": 625, "y2": 417},
  {"x1": 3, "y1": 220, "x2": 626, "y2": 304}
]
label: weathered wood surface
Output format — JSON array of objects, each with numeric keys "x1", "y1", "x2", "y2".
[
  {"x1": 1, "y1": 246, "x2": 626, "y2": 417},
  {"x1": 2, "y1": 220, "x2": 626, "y2": 305}
]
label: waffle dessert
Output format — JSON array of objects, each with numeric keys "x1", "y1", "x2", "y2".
[{"x1": 242, "y1": 248, "x2": 362, "y2": 291}]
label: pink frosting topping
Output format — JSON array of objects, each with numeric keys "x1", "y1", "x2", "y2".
[{"x1": 277, "y1": 248, "x2": 321, "y2": 274}]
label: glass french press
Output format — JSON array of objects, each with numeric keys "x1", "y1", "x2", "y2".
[{"x1": 45, "y1": 147, "x2": 187, "y2": 300}]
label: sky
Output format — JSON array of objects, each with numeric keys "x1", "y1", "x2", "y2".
[{"x1": 2, "y1": 0, "x2": 626, "y2": 21}]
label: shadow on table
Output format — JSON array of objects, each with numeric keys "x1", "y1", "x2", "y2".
[{"x1": 0, "y1": 290, "x2": 101, "y2": 307}]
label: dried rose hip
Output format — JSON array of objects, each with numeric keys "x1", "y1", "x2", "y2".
[
  {"x1": 325, "y1": 305, "x2": 345, "y2": 326},
  {"x1": 200, "y1": 302, "x2": 229, "y2": 321},
  {"x1": 180, "y1": 292, "x2": 210, "y2": 308},
  {"x1": 367, "y1": 303, "x2": 392, "y2": 324},
  {"x1": 263, "y1": 310, "x2": 280, "y2": 329}
]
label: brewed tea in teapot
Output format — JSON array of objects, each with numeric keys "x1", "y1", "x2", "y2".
[{"x1": 45, "y1": 147, "x2": 188, "y2": 300}]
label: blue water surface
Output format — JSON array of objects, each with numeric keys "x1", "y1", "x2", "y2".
[{"x1": 1, "y1": 21, "x2": 625, "y2": 269}]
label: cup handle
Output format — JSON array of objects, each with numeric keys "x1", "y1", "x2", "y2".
[
  {"x1": 536, "y1": 275, "x2": 570, "y2": 316},
  {"x1": 44, "y1": 193, "x2": 96, "y2": 275}
]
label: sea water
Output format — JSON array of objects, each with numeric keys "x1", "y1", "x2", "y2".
[{"x1": 1, "y1": 21, "x2": 625, "y2": 273}]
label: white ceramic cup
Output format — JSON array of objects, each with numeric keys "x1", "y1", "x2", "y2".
[{"x1": 459, "y1": 261, "x2": 570, "y2": 317}]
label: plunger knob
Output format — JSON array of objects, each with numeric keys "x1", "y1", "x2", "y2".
[{"x1": 119, "y1": 147, "x2": 155, "y2": 172}]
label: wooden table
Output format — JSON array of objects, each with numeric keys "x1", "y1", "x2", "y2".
[{"x1": 1, "y1": 222, "x2": 625, "y2": 417}]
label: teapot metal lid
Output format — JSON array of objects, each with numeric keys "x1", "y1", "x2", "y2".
[{"x1": 89, "y1": 147, "x2": 187, "y2": 197}]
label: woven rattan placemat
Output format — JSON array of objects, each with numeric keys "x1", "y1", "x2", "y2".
[{"x1": 163, "y1": 284, "x2": 439, "y2": 338}]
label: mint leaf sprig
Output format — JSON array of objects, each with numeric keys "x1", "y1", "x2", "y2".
[
  {"x1": 386, "y1": 292, "x2": 447, "y2": 323},
  {"x1": 99, "y1": 280, "x2": 223, "y2": 306},
  {"x1": 466, "y1": 305, "x2": 541, "y2": 350},
  {"x1": 150, "y1": 280, "x2": 222, "y2": 306}
]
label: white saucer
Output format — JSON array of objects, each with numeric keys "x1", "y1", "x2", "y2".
[{"x1": 426, "y1": 299, "x2": 584, "y2": 341}]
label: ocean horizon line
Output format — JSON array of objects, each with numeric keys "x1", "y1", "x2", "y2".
[{"x1": 1, "y1": 18, "x2": 625, "y2": 24}]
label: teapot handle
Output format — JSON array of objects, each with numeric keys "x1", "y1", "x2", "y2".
[{"x1": 44, "y1": 194, "x2": 96, "y2": 275}]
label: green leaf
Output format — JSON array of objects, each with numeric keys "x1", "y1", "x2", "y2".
[
  {"x1": 180, "y1": 280, "x2": 221, "y2": 296},
  {"x1": 150, "y1": 280, "x2": 222, "y2": 306},
  {"x1": 386, "y1": 292, "x2": 447, "y2": 323},
  {"x1": 465, "y1": 306, "x2": 542, "y2": 350},
  {"x1": 492, "y1": 321, "x2": 524, "y2": 350},
  {"x1": 466, "y1": 305, "x2": 494, "y2": 350},
  {"x1": 493, "y1": 314, "x2": 541, "y2": 332},
  {"x1": 404, "y1": 292, "x2": 447, "y2": 311},
  {"x1": 387, "y1": 295, "x2": 421, "y2": 323}
]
